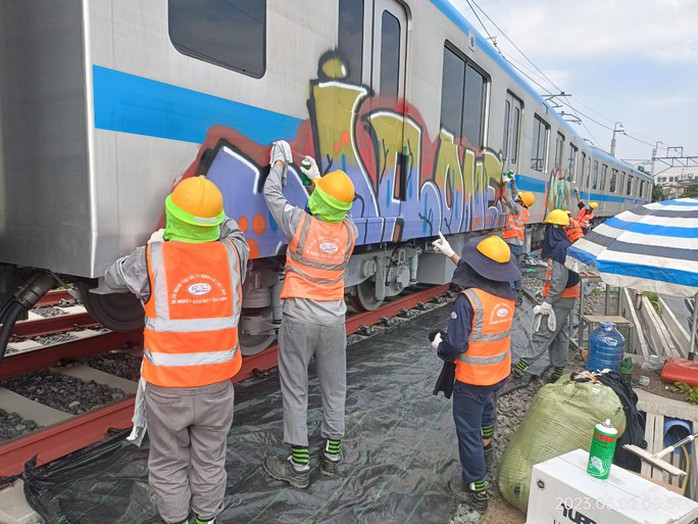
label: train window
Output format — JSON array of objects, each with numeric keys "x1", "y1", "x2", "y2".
[
  {"x1": 627, "y1": 175, "x2": 633, "y2": 195},
  {"x1": 168, "y1": 0, "x2": 266, "y2": 78},
  {"x1": 600, "y1": 164, "x2": 608, "y2": 192},
  {"x1": 380, "y1": 11, "x2": 401, "y2": 98},
  {"x1": 531, "y1": 115, "x2": 549, "y2": 172},
  {"x1": 512, "y1": 106, "x2": 520, "y2": 163},
  {"x1": 610, "y1": 169, "x2": 618, "y2": 193},
  {"x1": 582, "y1": 152, "x2": 589, "y2": 187},
  {"x1": 555, "y1": 132, "x2": 565, "y2": 171},
  {"x1": 338, "y1": 0, "x2": 364, "y2": 83},
  {"x1": 502, "y1": 100, "x2": 511, "y2": 161},
  {"x1": 440, "y1": 45, "x2": 487, "y2": 148},
  {"x1": 568, "y1": 144, "x2": 578, "y2": 182},
  {"x1": 592, "y1": 160, "x2": 599, "y2": 189}
]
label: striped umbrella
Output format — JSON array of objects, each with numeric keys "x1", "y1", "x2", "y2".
[{"x1": 565, "y1": 197, "x2": 698, "y2": 355}]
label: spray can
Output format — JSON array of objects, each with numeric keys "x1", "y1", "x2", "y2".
[
  {"x1": 300, "y1": 159, "x2": 313, "y2": 187},
  {"x1": 587, "y1": 419, "x2": 618, "y2": 479}
]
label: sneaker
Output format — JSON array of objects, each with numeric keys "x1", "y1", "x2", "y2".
[
  {"x1": 447, "y1": 477, "x2": 489, "y2": 512},
  {"x1": 194, "y1": 518, "x2": 215, "y2": 524},
  {"x1": 321, "y1": 452, "x2": 341, "y2": 477},
  {"x1": 541, "y1": 367, "x2": 564, "y2": 384},
  {"x1": 263, "y1": 455, "x2": 310, "y2": 489},
  {"x1": 483, "y1": 441, "x2": 494, "y2": 461}
]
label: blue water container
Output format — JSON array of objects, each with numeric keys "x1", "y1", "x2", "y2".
[{"x1": 586, "y1": 322, "x2": 626, "y2": 372}]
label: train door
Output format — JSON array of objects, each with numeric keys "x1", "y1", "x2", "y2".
[
  {"x1": 502, "y1": 92, "x2": 523, "y2": 177},
  {"x1": 370, "y1": 0, "x2": 409, "y2": 242}
]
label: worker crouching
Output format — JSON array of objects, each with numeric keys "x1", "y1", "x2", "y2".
[
  {"x1": 431, "y1": 233, "x2": 520, "y2": 512},
  {"x1": 262, "y1": 140, "x2": 357, "y2": 488},
  {"x1": 104, "y1": 176, "x2": 249, "y2": 524}
]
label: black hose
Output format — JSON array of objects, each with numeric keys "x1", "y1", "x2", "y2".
[{"x1": 0, "y1": 301, "x2": 27, "y2": 367}]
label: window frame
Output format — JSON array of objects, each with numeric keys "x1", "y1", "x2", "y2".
[
  {"x1": 338, "y1": 0, "x2": 365, "y2": 84},
  {"x1": 531, "y1": 114, "x2": 550, "y2": 173}
]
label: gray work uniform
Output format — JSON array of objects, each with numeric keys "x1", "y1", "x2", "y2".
[
  {"x1": 263, "y1": 163, "x2": 357, "y2": 447},
  {"x1": 502, "y1": 180, "x2": 524, "y2": 290},
  {"x1": 104, "y1": 219, "x2": 249, "y2": 523},
  {"x1": 520, "y1": 259, "x2": 576, "y2": 371}
]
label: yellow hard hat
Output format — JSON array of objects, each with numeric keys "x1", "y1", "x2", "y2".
[
  {"x1": 476, "y1": 235, "x2": 511, "y2": 264},
  {"x1": 166, "y1": 176, "x2": 225, "y2": 226},
  {"x1": 519, "y1": 191, "x2": 535, "y2": 208},
  {"x1": 315, "y1": 170, "x2": 355, "y2": 210},
  {"x1": 589, "y1": 202, "x2": 599, "y2": 210},
  {"x1": 544, "y1": 209, "x2": 570, "y2": 227},
  {"x1": 565, "y1": 210, "x2": 572, "y2": 215}
]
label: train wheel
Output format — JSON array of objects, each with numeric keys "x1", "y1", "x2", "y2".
[
  {"x1": 76, "y1": 282, "x2": 144, "y2": 332},
  {"x1": 240, "y1": 333, "x2": 276, "y2": 356},
  {"x1": 351, "y1": 280, "x2": 384, "y2": 312}
]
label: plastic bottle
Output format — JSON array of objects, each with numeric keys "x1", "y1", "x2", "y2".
[
  {"x1": 585, "y1": 321, "x2": 625, "y2": 372},
  {"x1": 300, "y1": 159, "x2": 313, "y2": 187},
  {"x1": 587, "y1": 419, "x2": 618, "y2": 479}
]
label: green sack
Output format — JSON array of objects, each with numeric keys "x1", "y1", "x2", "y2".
[{"x1": 498, "y1": 378, "x2": 626, "y2": 514}]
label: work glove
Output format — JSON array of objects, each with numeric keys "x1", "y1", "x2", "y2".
[
  {"x1": 430, "y1": 331, "x2": 443, "y2": 351},
  {"x1": 147, "y1": 229, "x2": 164, "y2": 244},
  {"x1": 501, "y1": 170, "x2": 514, "y2": 184},
  {"x1": 573, "y1": 187, "x2": 580, "y2": 196},
  {"x1": 300, "y1": 156, "x2": 321, "y2": 181},
  {"x1": 432, "y1": 232, "x2": 456, "y2": 258},
  {"x1": 270, "y1": 140, "x2": 293, "y2": 185},
  {"x1": 532, "y1": 303, "x2": 556, "y2": 332}
]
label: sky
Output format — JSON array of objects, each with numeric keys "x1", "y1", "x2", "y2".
[{"x1": 449, "y1": 0, "x2": 698, "y2": 173}]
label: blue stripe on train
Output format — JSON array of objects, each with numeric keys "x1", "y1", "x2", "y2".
[
  {"x1": 515, "y1": 175, "x2": 645, "y2": 205},
  {"x1": 92, "y1": 65, "x2": 302, "y2": 145}
]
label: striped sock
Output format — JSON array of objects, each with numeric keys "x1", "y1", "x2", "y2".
[
  {"x1": 553, "y1": 366, "x2": 565, "y2": 379},
  {"x1": 291, "y1": 446, "x2": 309, "y2": 468},
  {"x1": 481, "y1": 425, "x2": 494, "y2": 439},
  {"x1": 514, "y1": 360, "x2": 529, "y2": 375},
  {"x1": 325, "y1": 438, "x2": 341, "y2": 456},
  {"x1": 470, "y1": 480, "x2": 486, "y2": 492}
]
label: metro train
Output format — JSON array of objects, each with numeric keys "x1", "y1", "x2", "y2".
[{"x1": 0, "y1": 0, "x2": 651, "y2": 355}]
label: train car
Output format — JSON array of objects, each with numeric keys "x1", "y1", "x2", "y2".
[{"x1": 0, "y1": 0, "x2": 651, "y2": 354}]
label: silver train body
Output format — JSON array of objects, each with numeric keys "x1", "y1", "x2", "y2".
[{"x1": 0, "y1": 0, "x2": 651, "y2": 352}]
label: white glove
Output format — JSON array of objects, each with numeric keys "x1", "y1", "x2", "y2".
[
  {"x1": 300, "y1": 156, "x2": 321, "y2": 180},
  {"x1": 431, "y1": 332, "x2": 443, "y2": 351},
  {"x1": 547, "y1": 309, "x2": 557, "y2": 331},
  {"x1": 432, "y1": 232, "x2": 456, "y2": 258},
  {"x1": 270, "y1": 140, "x2": 292, "y2": 167},
  {"x1": 502, "y1": 170, "x2": 514, "y2": 184},
  {"x1": 147, "y1": 228, "x2": 164, "y2": 244},
  {"x1": 573, "y1": 187, "x2": 580, "y2": 195},
  {"x1": 538, "y1": 301, "x2": 553, "y2": 316}
]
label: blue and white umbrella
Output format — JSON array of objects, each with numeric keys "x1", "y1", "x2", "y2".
[{"x1": 565, "y1": 198, "x2": 698, "y2": 299}]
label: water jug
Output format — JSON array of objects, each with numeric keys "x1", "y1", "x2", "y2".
[{"x1": 586, "y1": 321, "x2": 625, "y2": 372}]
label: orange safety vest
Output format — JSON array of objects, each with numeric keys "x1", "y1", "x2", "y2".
[
  {"x1": 281, "y1": 213, "x2": 356, "y2": 301},
  {"x1": 455, "y1": 288, "x2": 515, "y2": 386},
  {"x1": 142, "y1": 240, "x2": 244, "y2": 387},
  {"x1": 576, "y1": 208, "x2": 595, "y2": 230},
  {"x1": 566, "y1": 217, "x2": 584, "y2": 243},
  {"x1": 542, "y1": 259, "x2": 580, "y2": 299},
  {"x1": 502, "y1": 206, "x2": 529, "y2": 243}
]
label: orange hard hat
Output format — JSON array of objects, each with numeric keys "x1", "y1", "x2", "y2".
[
  {"x1": 166, "y1": 176, "x2": 225, "y2": 226},
  {"x1": 315, "y1": 170, "x2": 355, "y2": 210}
]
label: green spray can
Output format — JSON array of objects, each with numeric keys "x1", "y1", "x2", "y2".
[
  {"x1": 587, "y1": 418, "x2": 618, "y2": 479},
  {"x1": 300, "y1": 159, "x2": 313, "y2": 187}
]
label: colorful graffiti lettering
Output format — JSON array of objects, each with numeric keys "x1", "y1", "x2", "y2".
[
  {"x1": 186, "y1": 53, "x2": 506, "y2": 259},
  {"x1": 546, "y1": 167, "x2": 572, "y2": 213}
]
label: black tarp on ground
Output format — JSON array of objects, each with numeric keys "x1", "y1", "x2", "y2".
[{"x1": 22, "y1": 301, "x2": 535, "y2": 524}]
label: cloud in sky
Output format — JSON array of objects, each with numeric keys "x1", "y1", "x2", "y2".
[{"x1": 448, "y1": 0, "x2": 698, "y2": 164}]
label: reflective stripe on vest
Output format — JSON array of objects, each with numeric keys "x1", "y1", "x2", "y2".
[
  {"x1": 455, "y1": 288, "x2": 514, "y2": 386},
  {"x1": 566, "y1": 217, "x2": 584, "y2": 243},
  {"x1": 142, "y1": 240, "x2": 243, "y2": 387},
  {"x1": 502, "y1": 206, "x2": 529, "y2": 242},
  {"x1": 280, "y1": 213, "x2": 356, "y2": 301},
  {"x1": 542, "y1": 259, "x2": 580, "y2": 299},
  {"x1": 576, "y1": 208, "x2": 594, "y2": 230}
]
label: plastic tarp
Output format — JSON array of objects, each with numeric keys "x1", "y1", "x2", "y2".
[
  {"x1": 498, "y1": 378, "x2": 627, "y2": 514},
  {"x1": 20, "y1": 301, "x2": 534, "y2": 524}
]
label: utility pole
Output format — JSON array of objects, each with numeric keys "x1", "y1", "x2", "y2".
[
  {"x1": 610, "y1": 122, "x2": 625, "y2": 157},
  {"x1": 651, "y1": 141, "x2": 663, "y2": 177}
]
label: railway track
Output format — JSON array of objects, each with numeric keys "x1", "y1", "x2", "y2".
[{"x1": 0, "y1": 284, "x2": 451, "y2": 478}]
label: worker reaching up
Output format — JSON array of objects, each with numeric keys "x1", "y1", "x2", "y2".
[
  {"x1": 501, "y1": 172, "x2": 534, "y2": 305},
  {"x1": 431, "y1": 233, "x2": 520, "y2": 512},
  {"x1": 505, "y1": 209, "x2": 579, "y2": 392},
  {"x1": 565, "y1": 210, "x2": 584, "y2": 243},
  {"x1": 573, "y1": 188, "x2": 598, "y2": 231},
  {"x1": 104, "y1": 176, "x2": 249, "y2": 524},
  {"x1": 262, "y1": 140, "x2": 357, "y2": 489}
]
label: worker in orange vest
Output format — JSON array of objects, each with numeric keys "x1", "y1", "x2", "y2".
[
  {"x1": 431, "y1": 233, "x2": 520, "y2": 512},
  {"x1": 565, "y1": 211, "x2": 584, "y2": 243},
  {"x1": 103, "y1": 176, "x2": 249, "y2": 524},
  {"x1": 501, "y1": 174, "x2": 535, "y2": 304},
  {"x1": 506, "y1": 209, "x2": 579, "y2": 391},
  {"x1": 573, "y1": 188, "x2": 598, "y2": 231},
  {"x1": 262, "y1": 140, "x2": 357, "y2": 489}
]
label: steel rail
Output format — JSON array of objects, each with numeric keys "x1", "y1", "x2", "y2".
[
  {"x1": 12, "y1": 312, "x2": 99, "y2": 338},
  {"x1": 35, "y1": 290, "x2": 75, "y2": 307},
  {"x1": 0, "y1": 284, "x2": 450, "y2": 476}
]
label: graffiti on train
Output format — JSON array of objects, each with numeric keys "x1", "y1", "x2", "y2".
[
  {"x1": 547, "y1": 167, "x2": 572, "y2": 213},
  {"x1": 198, "y1": 53, "x2": 505, "y2": 259}
]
